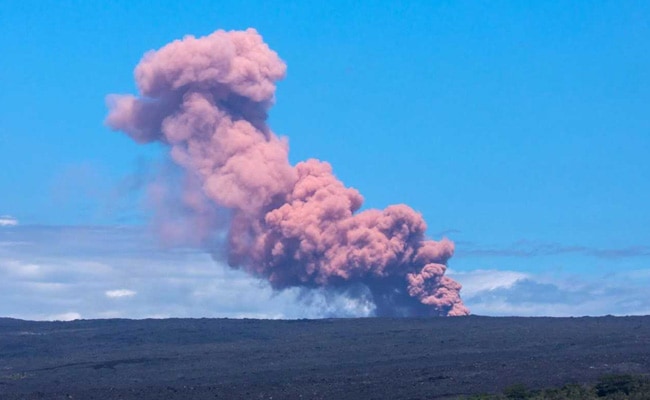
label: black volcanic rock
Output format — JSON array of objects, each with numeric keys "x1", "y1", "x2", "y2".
[{"x1": 0, "y1": 316, "x2": 649, "y2": 399}]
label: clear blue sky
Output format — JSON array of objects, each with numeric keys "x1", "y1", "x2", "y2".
[{"x1": 1, "y1": 1, "x2": 649, "y2": 318}]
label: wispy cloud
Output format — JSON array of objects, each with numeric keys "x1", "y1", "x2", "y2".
[
  {"x1": 448, "y1": 269, "x2": 528, "y2": 298},
  {"x1": 450, "y1": 268, "x2": 650, "y2": 317},
  {"x1": 0, "y1": 216, "x2": 18, "y2": 227},
  {"x1": 431, "y1": 228, "x2": 462, "y2": 238},
  {"x1": 105, "y1": 289, "x2": 137, "y2": 298},
  {"x1": 457, "y1": 240, "x2": 650, "y2": 259}
]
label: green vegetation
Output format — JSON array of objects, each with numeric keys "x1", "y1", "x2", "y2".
[{"x1": 463, "y1": 375, "x2": 650, "y2": 400}]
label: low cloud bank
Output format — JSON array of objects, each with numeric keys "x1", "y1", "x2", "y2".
[
  {"x1": 450, "y1": 269, "x2": 650, "y2": 317},
  {"x1": 1, "y1": 226, "x2": 648, "y2": 320}
]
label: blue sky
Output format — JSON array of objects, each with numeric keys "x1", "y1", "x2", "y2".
[{"x1": 1, "y1": 1, "x2": 649, "y2": 319}]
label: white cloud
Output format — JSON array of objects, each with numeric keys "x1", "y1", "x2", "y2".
[
  {"x1": 0, "y1": 258, "x2": 112, "y2": 281},
  {"x1": 456, "y1": 270, "x2": 650, "y2": 317},
  {"x1": 0, "y1": 260, "x2": 45, "y2": 278},
  {"x1": 105, "y1": 289, "x2": 137, "y2": 298},
  {"x1": 0, "y1": 216, "x2": 18, "y2": 226},
  {"x1": 449, "y1": 269, "x2": 528, "y2": 298}
]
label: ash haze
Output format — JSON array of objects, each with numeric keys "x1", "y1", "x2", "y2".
[{"x1": 1, "y1": 2, "x2": 650, "y2": 320}]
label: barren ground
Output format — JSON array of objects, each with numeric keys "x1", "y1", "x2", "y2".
[{"x1": 1, "y1": 316, "x2": 649, "y2": 399}]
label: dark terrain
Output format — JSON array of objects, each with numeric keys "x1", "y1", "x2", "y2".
[{"x1": 0, "y1": 316, "x2": 648, "y2": 399}]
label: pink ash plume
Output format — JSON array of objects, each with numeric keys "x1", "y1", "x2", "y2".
[{"x1": 106, "y1": 28, "x2": 469, "y2": 317}]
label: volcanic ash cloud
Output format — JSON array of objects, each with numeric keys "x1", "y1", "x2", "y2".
[{"x1": 106, "y1": 28, "x2": 469, "y2": 317}]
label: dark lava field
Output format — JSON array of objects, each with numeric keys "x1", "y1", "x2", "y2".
[{"x1": 1, "y1": 316, "x2": 649, "y2": 399}]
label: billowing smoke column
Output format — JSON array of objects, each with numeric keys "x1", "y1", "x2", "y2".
[{"x1": 106, "y1": 28, "x2": 469, "y2": 317}]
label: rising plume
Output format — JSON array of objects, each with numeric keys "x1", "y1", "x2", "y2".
[{"x1": 106, "y1": 28, "x2": 469, "y2": 317}]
